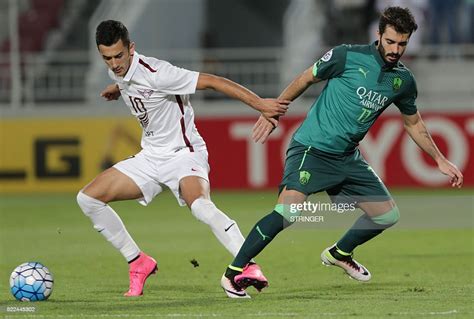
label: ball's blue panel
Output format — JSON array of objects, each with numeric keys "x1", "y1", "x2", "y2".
[{"x1": 21, "y1": 291, "x2": 34, "y2": 301}]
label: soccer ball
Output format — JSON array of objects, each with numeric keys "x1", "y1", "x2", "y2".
[{"x1": 9, "y1": 262, "x2": 54, "y2": 301}]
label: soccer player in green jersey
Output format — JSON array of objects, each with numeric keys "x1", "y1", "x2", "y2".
[{"x1": 220, "y1": 6, "x2": 464, "y2": 298}]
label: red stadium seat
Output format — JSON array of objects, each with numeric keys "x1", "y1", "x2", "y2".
[{"x1": 0, "y1": 0, "x2": 66, "y2": 53}]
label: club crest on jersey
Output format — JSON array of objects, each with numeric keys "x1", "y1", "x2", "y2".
[
  {"x1": 393, "y1": 77, "x2": 402, "y2": 91},
  {"x1": 299, "y1": 171, "x2": 311, "y2": 185},
  {"x1": 137, "y1": 89, "x2": 154, "y2": 100}
]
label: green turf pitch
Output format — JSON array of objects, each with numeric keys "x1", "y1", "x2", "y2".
[{"x1": 0, "y1": 190, "x2": 473, "y2": 318}]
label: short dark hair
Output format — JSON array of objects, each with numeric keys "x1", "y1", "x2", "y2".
[
  {"x1": 96, "y1": 20, "x2": 130, "y2": 47},
  {"x1": 379, "y1": 6, "x2": 418, "y2": 36}
]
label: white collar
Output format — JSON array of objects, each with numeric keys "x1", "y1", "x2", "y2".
[{"x1": 122, "y1": 52, "x2": 140, "y2": 82}]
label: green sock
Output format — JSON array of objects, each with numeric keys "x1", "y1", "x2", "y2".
[
  {"x1": 231, "y1": 211, "x2": 290, "y2": 268},
  {"x1": 336, "y1": 214, "x2": 388, "y2": 253},
  {"x1": 225, "y1": 266, "x2": 242, "y2": 279}
]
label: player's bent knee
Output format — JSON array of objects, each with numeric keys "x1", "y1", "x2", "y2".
[
  {"x1": 190, "y1": 197, "x2": 229, "y2": 225},
  {"x1": 274, "y1": 203, "x2": 301, "y2": 224},
  {"x1": 371, "y1": 206, "x2": 400, "y2": 226},
  {"x1": 77, "y1": 191, "x2": 106, "y2": 216}
]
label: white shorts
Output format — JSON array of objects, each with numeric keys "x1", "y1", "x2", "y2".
[{"x1": 114, "y1": 149, "x2": 210, "y2": 206}]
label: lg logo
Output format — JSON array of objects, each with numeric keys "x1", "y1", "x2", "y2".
[{"x1": 0, "y1": 138, "x2": 80, "y2": 180}]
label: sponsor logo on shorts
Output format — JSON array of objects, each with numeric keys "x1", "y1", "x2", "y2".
[{"x1": 299, "y1": 171, "x2": 311, "y2": 185}]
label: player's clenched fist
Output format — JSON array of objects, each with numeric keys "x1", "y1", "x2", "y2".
[
  {"x1": 257, "y1": 98, "x2": 290, "y2": 120},
  {"x1": 100, "y1": 84, "x2": 121, "y2": 101}
]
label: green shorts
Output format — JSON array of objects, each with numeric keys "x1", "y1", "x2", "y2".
[{"x1": 279, "y1": 139, "x2": 392, "y2": 203}]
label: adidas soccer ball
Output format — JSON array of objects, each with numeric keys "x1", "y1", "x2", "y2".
[{"x1": 9, "y1": 262, "x2": 54, "y2": 301}]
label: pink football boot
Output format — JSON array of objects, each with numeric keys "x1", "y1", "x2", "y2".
[
  {"x1": 234, "y1": 264, "x2": 268, "y2": 291},
  {"x1": 124, "y1": 252, "x2": 158, "y2": 297}
]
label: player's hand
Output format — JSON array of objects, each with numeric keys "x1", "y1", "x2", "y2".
[
  {"x1": 437, "y1": 158, "x2": 463, "y2": 188},
  {"x1": 100, "y1": 84, "x2": 121, "y2": 101},
  {"x1": 257, "y1": 98, "x2": 290, "y2": 120},
  {"x1": 252, "y1": 115, "x2": 279, "y2": 144}
]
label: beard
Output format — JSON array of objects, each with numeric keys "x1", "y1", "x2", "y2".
[{"x1": 377, "y1": 40, "x2": 401, "y2": 68}]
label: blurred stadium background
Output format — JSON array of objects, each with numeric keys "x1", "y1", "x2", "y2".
[{"x1": 0, "y1": 0, "x2": 473, "y2": 193}]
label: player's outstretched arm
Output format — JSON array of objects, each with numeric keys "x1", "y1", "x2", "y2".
[
  {"x1": 403, "y1": 112, "x2": 464, "y2": 188},
  {"x1": 278, "y1": 65, "x2": 321, "y2": 101},
  {"x1": 196, "y1": 73, "x2": 290, "y2": 122},
  {"x1": 100, "y1": 83, "x2": 121, "y2": 101},
  {"x1": 252, "y1": 66, "x2": 322, "y2": 143}
]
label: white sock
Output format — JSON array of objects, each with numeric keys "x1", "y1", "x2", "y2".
[
  {"x1": 191, "y1": 198, "x2": 246, "y2": 257},
  {"x1": 77, "y1": 191, "x2": 140, "y2": 262}
]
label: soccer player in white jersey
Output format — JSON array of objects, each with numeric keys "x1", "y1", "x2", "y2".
[{"x1": 76, "y1": 20, "x2": 289, "y2": 298}]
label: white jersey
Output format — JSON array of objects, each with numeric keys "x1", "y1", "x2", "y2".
[{"x1": 108, "y1": 52, "x2": 207, "y2": 158}]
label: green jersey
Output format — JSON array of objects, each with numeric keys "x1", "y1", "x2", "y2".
[{"x1": 294, "y1": 42, "x2": 418, "y2": 154}]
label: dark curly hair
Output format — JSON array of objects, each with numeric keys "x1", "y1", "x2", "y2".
[
  {"x1": 379, "y1": 6, "x2": 418, "y2": 36},
  {"x1": 96, "y1": 20, "x2": 130, "y2": 47}
]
